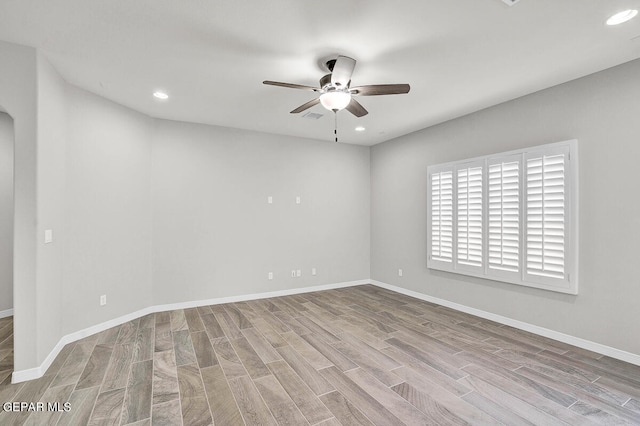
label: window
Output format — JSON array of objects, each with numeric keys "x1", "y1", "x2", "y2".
[{"x1": 427, "y1": 140, "x2": 578, "y2": 294}]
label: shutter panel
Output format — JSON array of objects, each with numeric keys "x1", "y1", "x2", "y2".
[
  {"x1": 430, "y1": 170, "x2": 453, "y2": 263},
  {"x1": 526, "y1": 153, "x2": 565, "y2": 279},
  {"x1": 456, "y1": 165, "x2": 483, "y2": 267},
  {"x1": 488, "y1": 159, "x2": 520, "y2": 273}
]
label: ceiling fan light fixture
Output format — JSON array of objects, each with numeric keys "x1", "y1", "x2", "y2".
[
  {"x1": 606, "y1": 9, "x2": 638, "y2": 25},
  {"x1": 319, "y1": 91, "x2": 351, "y2": 111}
]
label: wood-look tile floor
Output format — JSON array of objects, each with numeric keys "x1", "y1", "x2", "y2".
[{"x1": 1, "y1": 284, "x2": 640, "y2": 425}]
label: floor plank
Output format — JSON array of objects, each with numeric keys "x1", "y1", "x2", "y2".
[
  {"x1": 201, "y1": 365, "x2": 244, "y2": 426},
  {"x1": 229, "y1": 336, "x2": 271, "y2": 379},
  {"x1": 190, "y1": 330, "x2": 218, "y2": 369},
  {"x1": 102, "y1": 343, "x2": 135, "y2": 391},
  {"x1": 172, "y1": 329, "x2": 197, "y2": 367},
  {"x1": 344, "y1": 367, "x2": 437, "y2": 425},
  {"x1": 57, "y1": 386, "x2": 101, "y2": 426},
  {"x1": 121, "y1": 360, "x2": 153, "y2": 424},
  {"x1": 276, "y1": 344, "x2": 335, "y2": 396},
  {"x1": 268, "y1": 360, "x2": 334, "y2": 425},
  {"x1": 391, "y1": 382, "x2": 469, "y2": 425},
  {"x1": 228, "y1": 375, "x2": 277, "y2": 425},
  {"x1": 76, "y1": 344, "x2": 114, "y2": 389},
  {"x1": 254, "y1": 374, "x2": 309, "y2": 425},
  {"x1": 152, "y1": 350, "x2": 179, "y2": 405},
  {"x1": 150, "y1": 399, "x2": 182, "y2": 426},
  {"x1": 212, "y1": 337, "x2": 248, "y2": 379},
  {"x1": 88, "y1": 388, "x2": 126, "y2": 426},
  {"x1": 319, "y1": 365, "x2": 405, "y2": 425},
  {"x1": 320, "y1": 390, "x2": 375, "y2": 426}
]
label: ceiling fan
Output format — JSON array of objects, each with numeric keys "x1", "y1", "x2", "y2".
[{"x1": 263, "y1": 55, "x2": 410, "y2": 118}]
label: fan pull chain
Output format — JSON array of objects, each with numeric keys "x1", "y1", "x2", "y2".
[{"x1": 334, "y1": 110, "x2": 338, "y2": 143}]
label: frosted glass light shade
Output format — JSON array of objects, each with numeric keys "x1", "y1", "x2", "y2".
[{"x1": 320, "y1": 91, "x2": 351, "y2": 111}]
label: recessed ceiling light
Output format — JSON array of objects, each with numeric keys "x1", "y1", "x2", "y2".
[
  {"x1": 153, "y1": 91, "x2": 169, "y2": 100},
  {"x1": 607, "y1": 9, "x2": 638, "y2": 25},
  {"x1": 355, "y1": 126, "x2": 366, "y2": 132}
]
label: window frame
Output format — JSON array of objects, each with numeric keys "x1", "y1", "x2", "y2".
[{"x1": 427, "y1": 140, "x2": 578, "y2": 295}]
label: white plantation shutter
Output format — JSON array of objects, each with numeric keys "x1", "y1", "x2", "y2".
[
  {"x1": 456, "y1": 165, "x2": 483, "y2": 268},
  {"x1": 525, "y1": 151, "x2": 567, "y2": 281},
  {"x1": 488, "y1": 158, "x2": 520, "y2": 274},
  {"x1": 427, "y1": 140, "x2": 576, "y2": 294},
  {"x1": 430, "y1": 170, "x2": 453, "y2": 263}
]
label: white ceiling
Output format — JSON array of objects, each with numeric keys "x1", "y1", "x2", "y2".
[{"x1": 1, "y1": 0, "x2": 639, "y2": 146}]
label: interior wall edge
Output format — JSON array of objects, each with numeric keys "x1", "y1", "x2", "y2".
[
  {"x1": 371, "y1": 279, "x2": 640, "y2": 367},
  {"x1": 10, "y1": 278, "x2": 369, "y2": 384}
]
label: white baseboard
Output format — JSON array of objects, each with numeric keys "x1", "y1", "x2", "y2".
[
  {"x1": 152, "y1": 280, "x2": 367, "y2": 313},
  {"x1": 12, "y1": 279, "x2": 369, "y2": 383},
  {"x1": 371, "y1": 280, "x2": 640, "y2": 367},
  {"x1": 0, "y1": 308, "x2": 13, "y2": 319}
]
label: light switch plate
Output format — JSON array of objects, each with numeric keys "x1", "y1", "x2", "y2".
[{"x1": 44, "y1": 229, "x2": 53, "y2": 244}]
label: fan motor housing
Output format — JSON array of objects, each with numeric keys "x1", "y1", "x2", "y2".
[{"x1": 320, "y1": 73, "x2": 351, "y2": 90}]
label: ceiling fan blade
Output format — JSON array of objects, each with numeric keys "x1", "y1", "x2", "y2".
[
  {"x1": 346, "y1": 98, "x2": 368, "y2": 117},
  {"x1": 290, "y1": 98, "x2": 320, "y2": 114},
  {"x1": 263, "y1": 81, "x2": 319, "y2": 92},
  {"x1": 350, "y1": 84, "x2": 410, "y2": 96},
  {"x1": 331, "y1": 56, "x2": 356, "y2": 88}
]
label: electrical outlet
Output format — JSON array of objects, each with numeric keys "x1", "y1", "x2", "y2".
[
  {"x1": 398, "y1": 269, "x2": 403, "y2": 277},
  {"x1": 311, "y1": 268, "x2": 316, "y2": 276},
  {"x1": 291, "y1": 270, "x2": 296, "y2": 278},
  {"x1": 295, "y1": 196, "x2": 301, "y2": 204},
  {"x1": 268, "y1": 272, "x2": 273, "y2": 280},
  {"x1": 296, "y1": 269, "x2": 301, "y2": 277},
  {"x1": 267, "y1": 196, "x2": 273, "y2": 204},
  {"x1": 100, "y1": 294, "x2": 107, "y2": 306}
]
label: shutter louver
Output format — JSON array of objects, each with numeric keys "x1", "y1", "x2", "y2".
[
  {"x1": 431, "y1": 171, "x2": 453, "y2": 262},
  {"x1": 488, "y1": 160, "x2": 520, "y2": 272},
  {"x1": 457, "y1": 166, "x2": 483, "y2": 267},
  {"x1": 526, "y1": 154, "x2": 565, "y2": 279}
]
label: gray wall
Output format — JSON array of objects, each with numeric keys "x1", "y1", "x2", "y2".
[
  {"x1": 0, "y1": 112, "x2": 13, "y2": 312},
  {"x1": 151, "y1": 120, "x2": 370, "y2": 305},
  {"x1": 35, "y1": 53, "x2": 66, "y2": 358},
  {"x1": 371, "y1": 57, "x2": 640, "y2": 355},
  {"x1": 62, "y1": 86, "x2": 153, "y2": 334}
]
